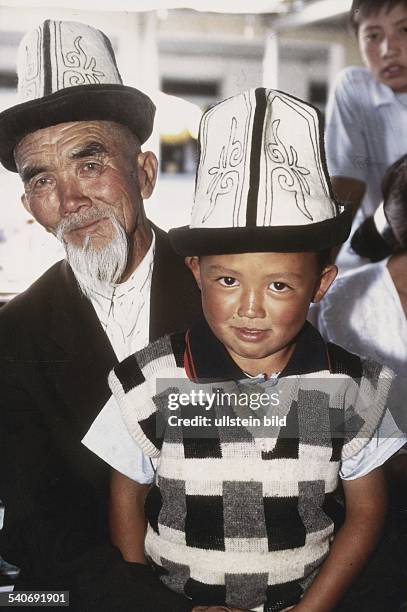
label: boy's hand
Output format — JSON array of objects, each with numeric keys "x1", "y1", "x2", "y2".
[{"x1": 289, "y1": 467, "x2": 387, "y2": 611}]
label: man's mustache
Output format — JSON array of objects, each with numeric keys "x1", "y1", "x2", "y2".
[{"x1": 56, "y1": 207, "x2": 112, "y2": 241}]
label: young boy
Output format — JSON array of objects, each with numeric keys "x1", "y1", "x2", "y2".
[
  {"x1": 325, "y1": 0, "x2": 407, "y2": 268},
  {"x1": 91, "y1": 89, "x2": 406, "y2": 612}
]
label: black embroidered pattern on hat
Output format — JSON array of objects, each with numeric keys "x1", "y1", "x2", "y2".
[
  {"x1": 0, "y1": 20, "x2": 155, "y2": 172},
  {"x1": 170, "y1": 87, "x2": 352, "y2": 255}
]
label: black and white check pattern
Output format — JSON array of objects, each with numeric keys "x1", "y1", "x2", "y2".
[{"x1": 108, "y1": 322, "x2": 394, "y2": 612}]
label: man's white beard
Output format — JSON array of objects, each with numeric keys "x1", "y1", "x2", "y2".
[{"x1": 56, "y1": 210, "x2": 128, "y2": 293}]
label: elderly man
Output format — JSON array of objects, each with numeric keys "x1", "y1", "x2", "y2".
[{"x1": 0, "y1": 20, "x2": 200, "y2": 612}]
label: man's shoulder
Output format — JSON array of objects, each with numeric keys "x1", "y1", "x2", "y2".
[
  {"x1": 334, "y1": 66, "x2": 372, "y2": 89},
  {"x1": 0, "y1": 261, "x2": 65, "y2": 316},
  {"x1": 0, "y1": 260, "x2": 69, "y2": 347},
  {"x1": 331, "y1": 66, "x2": 377, "y2": 108},
  {"x1": 149, "y1": 223, "x2": 202, "y2": 337},
  {"x1": 153, "y1": 224, "x2": 186, "y2": 271}
]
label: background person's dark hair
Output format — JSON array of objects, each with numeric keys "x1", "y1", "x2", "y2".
[
  {"x1": 351, "y1": 154, "x2": 407, "y2": 260},
  {"x1": 381, "y1": 154, "x2": 407, "y2": 250},
  {"x1": 349, "y1": 0, "x2": 407, "y2": 33}
]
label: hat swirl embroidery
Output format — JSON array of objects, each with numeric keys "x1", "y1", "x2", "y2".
[
  {"x1": 168, "y1": 88, "x2": 353, "y2": 256},
  {"x1": 266, "y1": 118, "x2": 312, "y2": 221},
  {"x1": 203, "y1": 116, "x2": 244, "y2": 223},
  {"x1": 0, "y1": 19, "x2": 156, "y2": 172},
  {"x1": 62, "y1": 36, "x2": 105, "y2": 86},
  {"x1": 21, "y1": 30, "x2": 41, "y2": 101}
]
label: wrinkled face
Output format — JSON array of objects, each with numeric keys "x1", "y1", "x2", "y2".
[
  {"x1": 187, "y1": 252, "x2": 337, "y2": 376},
  {"x1": 358, "y1": 3, "x2": 407, "y2": 92},
  {"x1": 15, "y1": 120, "x2": 157, "y2": 277}
]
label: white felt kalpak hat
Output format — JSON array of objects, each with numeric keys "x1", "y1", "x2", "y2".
[
  {"x1": 170, "y1": 88, "x2": 352, "y2": 255},
  {"x1": 0, "y1": 20, "x2": 155, "y2": 172}
]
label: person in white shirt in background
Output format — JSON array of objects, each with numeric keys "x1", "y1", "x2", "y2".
[
  {"x1": 325, "y1": 0, "x2": 407, "y2": 271},
  {"x1": 310, "y1": 153, "x2": 407, "y2": 611},
  {"x1": 311, "y1": 155, "x2": 407, "y2": 575},
  {"x1": 315, "y1": 154, "x2": 407, "y2": 376}
]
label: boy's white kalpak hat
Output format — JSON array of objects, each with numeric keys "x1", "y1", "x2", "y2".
[
  {"x1": 0, "y1": 20, "x2": 155, "y2": 172},
  {"x1": 169, "y1": 88, "x2": 352, "y2": 255}
]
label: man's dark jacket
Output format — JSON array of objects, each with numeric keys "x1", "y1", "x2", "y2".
[{"x1": 0, "y1": 226, "x2": 200, "y2": 611}]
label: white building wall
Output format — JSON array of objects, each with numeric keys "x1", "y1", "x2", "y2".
[{"x1": 159, "y1": 52, "x2": 263, "y2": 101}]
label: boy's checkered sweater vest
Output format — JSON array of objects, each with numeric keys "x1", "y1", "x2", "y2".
[{"x1": 109, "y1": 329, "x2": 393, "y2": 612}]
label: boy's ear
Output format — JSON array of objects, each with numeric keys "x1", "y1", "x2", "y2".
[
  {"x1": 312, "y1": 264, "x2": 337, "y2": 303},
  {"x1": 137, "y1": 150, "x2": 158, "y2": 199},
  {"x1": 185, "y1": 256, "x2": 202, "y2": 289}
]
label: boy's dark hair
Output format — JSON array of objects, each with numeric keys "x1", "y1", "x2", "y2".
[
  {"x1": 351, "y1": 154, "x2": 407, "y2": 259},
  {"x1": 349, "y1": 0, "x2": 407, "y2": 33}
]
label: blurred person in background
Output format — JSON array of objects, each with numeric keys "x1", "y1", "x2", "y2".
[
  {"x1": 316, "y1": 154, "x2": 407, "y2": 375},
  {"x1": 325, "y1": 0, "x2": 407, "y2": 270},
  {"x1": 312, "y1": 154, "x2": 407, "y2": 611},
  {"x1": 0, "y1": 20, "x2": 200, "y2": 612}
]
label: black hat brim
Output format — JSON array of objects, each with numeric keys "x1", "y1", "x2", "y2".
[
  {"x1": 0, "y1": 83, "x2": 155, "y2": 172},
  {"x1": 169, "y1": 206, "x2": 353, "y2": 256}
]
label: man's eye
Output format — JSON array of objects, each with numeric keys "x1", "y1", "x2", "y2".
[
  {"x1": 270, "y1": 282, "x2": 289, "y2": 292},
  {"x1": 365, "y1": 32, "x2": 379, "y2": 42},
  {"x1": 218, "y1": 276, "x2": 238, "y2": 287},
  {"x1": 80, "y1": 161, "x2": 103, "y2": 175},
  {"x1": 31, "y1": 176, "x2": 53, "y2": 191}
]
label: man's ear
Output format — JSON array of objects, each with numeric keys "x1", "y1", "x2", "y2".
[
  {"x1": 185, "y1": 256, "x2": 201, "y2": 290},
  {"x1": 21, "y1": 193, "x2": 32, "y2": 215},
  {"x1": 312, "y1": 264, "x2": 337, "y2": 303},
  {"x1": 137, "y1": 151, "x2": 158, "y2": 199}
]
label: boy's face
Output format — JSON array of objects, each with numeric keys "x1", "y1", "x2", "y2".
[
  {"x1": 358, "y1": 2, "x2": 407, "y2": 92},
  {"x1": 186, "y1": 252, "x2": 337, "y2": 376}
]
